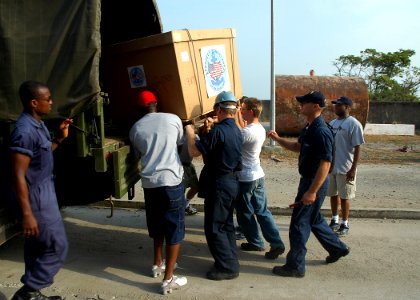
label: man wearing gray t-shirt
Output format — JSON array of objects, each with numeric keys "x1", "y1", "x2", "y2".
[
  {"x1": 327, "y1": 96, "x2": 365, "y2": 236},
  {"x1": 129, "y1": 90, "x2": 187, "y2": 295}
]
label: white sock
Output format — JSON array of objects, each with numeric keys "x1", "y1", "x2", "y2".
[
  {"x1": 332, "y1": 215, "x2": 339, "y2": 222},
  {"x1": 342, "y1": 219, "x2": 349, "y2": 227},
  {"x1": 163, "y1": 276, "x2": 173, "y2": 284}
]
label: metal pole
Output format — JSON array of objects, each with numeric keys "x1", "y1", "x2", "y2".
[{"x1": 269, "y1": 0, "x2": 276, "y2": 146}]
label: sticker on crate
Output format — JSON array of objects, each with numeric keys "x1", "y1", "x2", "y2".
[
  {"x1": 201, "y1": 45, "x2": 231, "y2": 97},
  {"x1": 127, "y1": 65, "x2": 147, "y2": 88}
]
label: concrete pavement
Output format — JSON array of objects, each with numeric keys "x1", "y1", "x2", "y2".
[
  {"x1": 1, "y1": 206, "x2": 419, "y2": 299},
  {"x1": 92, "y1": 199, "x2": 420, "y2": 220}
]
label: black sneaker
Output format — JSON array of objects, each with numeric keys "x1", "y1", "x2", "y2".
[
  {"x1": 264, "y1": 247, "x2": 285, "y2": 259},
  {"x1": 336, "y1": 224, "x2": 349, "y2": 236},
  {"x1": 12, "y1": 286, "x2": 62, "y2": 300},
  {"x1": 272, "y1": 265, "x2": 305, "y2": 278},
  {"x1": 240, "y1": 242, "x2": 265, "y2": 252},
  {"x1": 329, "y1": 219, "x2": 340, "y2": 231},
  {"x1": 326, "y1": 247, "x2": 350, "y2": 264},
  {"x1": 206, "y1": 268, "x2": 239, "y2": 281},
  {"x1": 185, "y1": 205, "x2": 198, "y2": 215}
]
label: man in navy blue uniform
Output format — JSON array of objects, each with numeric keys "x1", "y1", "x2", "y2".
[
  {"x1": 10, "y1": 80, "x2": 72, "y2": 300},
  {"x1": 185, "y1": 91, "x2": 243, "y2": 280},
  {"x1": 268, "y1": 91, "x2": 350, "y2": 277}
]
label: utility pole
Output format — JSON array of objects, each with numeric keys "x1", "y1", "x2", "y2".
[{"x1": 269, "y1": 0, "x2": 276, "y2": 146}]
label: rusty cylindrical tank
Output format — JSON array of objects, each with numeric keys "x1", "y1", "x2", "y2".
[{"x1": 275, "y1": 75, "x2": 369, "y2": 135}]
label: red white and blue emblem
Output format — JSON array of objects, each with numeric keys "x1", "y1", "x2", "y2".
[
  {"x1": 127, "y1": 65, "x2": 147, "y2": 88},
  {"x1": 205, "y1": 49, "x2": 226, "y2": 90},
  {"x1": 201, "y1": 45, "x2": 231, "y2": 97}
]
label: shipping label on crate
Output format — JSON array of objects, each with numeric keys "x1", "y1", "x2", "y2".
[
  {"x1": 201, "y1": 45, "x2": 231, "y2": 97},
  {"x1": 127, "y1": 65, "x2": 147, "y2": 88}
]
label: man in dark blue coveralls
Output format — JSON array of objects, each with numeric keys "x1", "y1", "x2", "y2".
[
  {"x1": 10, "y1": 81, "x2": 72, "y2": 300},
  {"x1": 185, "y1": 91, "x2": 243, "y2": 280},
  {"x1": 267, "y1": 91, "x2": 350, "y2": 278}
]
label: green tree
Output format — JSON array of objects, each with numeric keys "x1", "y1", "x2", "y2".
[{"x1": 333, "y1": 49, "x2": 420, "y2": 102}]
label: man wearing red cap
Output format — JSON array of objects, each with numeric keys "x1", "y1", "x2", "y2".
[{"x1": 129, "y1": 90, "x2": 187, "y2": 295}]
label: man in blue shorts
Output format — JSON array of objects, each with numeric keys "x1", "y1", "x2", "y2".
[{"x1": 129, "y1": 90, "x2": 187, "y2": 295}]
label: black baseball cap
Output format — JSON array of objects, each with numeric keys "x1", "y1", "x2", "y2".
[
  {"x1": 296, "y1": 91, "x2": 326, "y2": 107},
  {"x1": 332, "y1": 96, "x2": 353, "y2": 107}
]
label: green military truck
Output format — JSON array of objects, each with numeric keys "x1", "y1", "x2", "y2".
[
  {"x1": 0, "y1": 0, "x2": 242, "y2": 245},
  {"x1": 0, "y1": 0, "x2": 164, "y2": 245}
]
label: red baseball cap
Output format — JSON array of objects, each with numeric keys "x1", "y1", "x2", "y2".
[{"x1": 138, "y1": 90, "x2": 157, "y2": 107}]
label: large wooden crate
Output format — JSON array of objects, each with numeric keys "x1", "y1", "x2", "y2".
[{"x1": 105, "y1": 28, "x2": 242, "y2": 125}]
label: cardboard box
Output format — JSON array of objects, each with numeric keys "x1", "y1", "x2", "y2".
[{"x1": 105, "y1": 28, "x2": 242, "y2": 125}]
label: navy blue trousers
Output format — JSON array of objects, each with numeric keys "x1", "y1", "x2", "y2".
[
  {"x1": 204, "y1": 175, "x2": 240, "y2": 274},
  {"x1": 22, "y1": 218, "x2": 68, "y2": 290},
  {"x1": 286, "y1": 176, "x2": 347, "y2": 274}
]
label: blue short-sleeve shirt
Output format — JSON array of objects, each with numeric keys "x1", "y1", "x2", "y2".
[
  {"x1": 10, "y1": 112, "x2": 60, "y2": 224},
  {"x1": 196, "y1": 118, "x2": 243, "y2": 176},
  {"x1": 298, "y1": 116, "x2": 333, "y2": 179}
]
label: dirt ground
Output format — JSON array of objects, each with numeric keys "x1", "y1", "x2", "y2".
[
  {"x1": 186, "y1": 135, "x2": 420, "y2": 211},
  {"x1": 1, "y1": 207, "x2": 419, "y2": 300},
  {"x1": 110, "y1": 135, "x2": 420, "y2": 211},
  {"x1": 186, "y1": 159, "x2": 420, "y2": 211},
  {"x1": 1, "y1": 136, "x2": 419, "y2": 299}
]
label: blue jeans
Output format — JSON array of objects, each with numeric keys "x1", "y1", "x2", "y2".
[
  {"x1": 286, "y1": 176, "x2": 348, "y2": 274},
  {"x1": 236, "y1": 177, "x2": 284, "y2": 249}
]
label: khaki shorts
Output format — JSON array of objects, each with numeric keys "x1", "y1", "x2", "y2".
[
  {"x1": 182, "y1": 164, "x2": 199, "y2": 190},
  {"x1": 327, "y1": 173, "x2": 357, "y2": 199}
]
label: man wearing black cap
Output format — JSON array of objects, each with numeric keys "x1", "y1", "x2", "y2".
[
  {"x1": 267, "y1": 91, "x2": 349, "y2": 278},
  {"x1": 327, "y1": 96, "x2": 364, "y2": 236}
]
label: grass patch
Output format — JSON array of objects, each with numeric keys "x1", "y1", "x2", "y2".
[
  {"x1": 261, "y1": 135, "x2": 420, "y2": 164},
  {"x1": 361, "y1": 135, "x2": 420, "y2": 164}
]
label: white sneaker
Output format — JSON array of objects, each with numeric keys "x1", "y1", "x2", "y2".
[
  {"x1": 161, "y1": 276, "x2": 188, "y2": 295},
  {"x1": 151, "y1": 260, "x2": 165, "y2": 278},
  {"x1": 151, "y1": 260, "x2": 179, "y2": 278}
]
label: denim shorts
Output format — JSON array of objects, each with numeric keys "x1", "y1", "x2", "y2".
[{"x1": 144, "y1": 183, "x2": 186, "y2": 245}]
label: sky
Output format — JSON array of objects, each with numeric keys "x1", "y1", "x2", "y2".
[{"x1": 156, "y1": 0, "x2": 420, "y2": 100}]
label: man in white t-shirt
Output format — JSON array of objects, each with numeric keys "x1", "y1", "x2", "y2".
[
  {"x1": 236, "y1": 97, "x2": 285, "y2": 259},
  {"x1": 327, "y1": 96, "x2": 365, "y2": 236}
]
